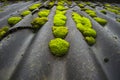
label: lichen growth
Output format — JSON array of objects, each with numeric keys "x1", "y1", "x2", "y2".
[
  {"x1": 38, "y1": 10, "x2": 50, "y2": 17},
  {"x1": 52, "y1": 26, "x2": 68, "y2": 39},
  {"x1": 8, "y1": 17, "x2": 22, "y2": 26},
  {"x1": 49, "y1": 38, "x2": 70, "y2": 57},
  {"x1": 31, "y1": 17, "x2": 48, "y2": 29},
  {"x1": 94, "y1": 17, "x2": 107, "y2": 26},
  {"x1": 20, "y1": 10, "x2": 31, "y2": 17},
  {"x1": 85, "y1": 37, "x2": 96, "y2": 45}
]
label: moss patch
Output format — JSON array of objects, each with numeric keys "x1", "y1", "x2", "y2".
[
  {"x1": 49, "y1": 38, "x2": 70, "y2": 57},
  {"x1": 100, "y1": 10, "x2": 107, "y2": 14},
  {"x1": 54, "y1": 13, "x2": 67, "y2": 26},
  {"x1": 20, "y1": 10, "x2": 31, "y2": 17},
  {"x1": 72, "y1": 12, "x2": 97, "y2": 46},
  {"x1": 85, "y1": 9, "x2": 97, "y2": 17},
  {"x1": 29, "y1": 3, "x2": 41, "y2": 11},
  {"x1": 8, "y1": 17, "x2": 22, "y2": 26},
  {"x1": 85, "y1": 37, "x2": 96, "y2": 45},
  {"x1": 38, "y1": 10, "x2": 50, "y2": 17},
  {"x1": 52, "y1": 26, "x2": 68, "y2": 39},
  {"x1": 83, "y1": 28, "x2": 97, "y2": 38},
  {"x1": 31, "y1": 17, "x2": 48, "y2": 30},
  {"x1": 0, "y1": 26, "x2": 9, "y2": 38},
  {"x1": 94, "y1": 17, "x2": 107, "y2": 26}
]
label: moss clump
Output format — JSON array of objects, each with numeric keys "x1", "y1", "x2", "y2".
[
  {"x1": 52, "y1": 27, "x2": 68, "y2": 39},
  {"x1": 78, "y1": 3, "x2": 85, "y2": 8},
  {"x1": 72, "y1": 12, "x2": 97, "y2": 46},
  {"x1": 48, "y1": 1, "x2": 54, "y2": 7},
  {"x1": 54, "y1": 13, "x2": 67, "y2": 26},
  {"x1": 31, "y1": 17, "x2": 48, "y2": 29},
  {"x1": 49, "y1": 38, "x2": 70, "y2": 57},
  {"x1": 83, "y1": 28, "x2": 97, "y2": 38},
  {"x1": 20, "y1": 10, "x2": 31, "y2": 17},
  {"x1": 0, "y1": 26, "x2": 9, "y2": 38},
  {"x1": 85, "y1": 37, "x2": 96, "y2": 45},
  {"x1": 94, "y1": 17, "x2": 107, "y2": 26},
  {"x1": 85, "y1": 9, "x2": 97, "y2": 17},
  {"x1": 76, "y1": 23, "x2": 87, "y2": 33},
  {"x1": 38, "y1": 10, "x2": 50, "y2": 17},
  {"x1": 57, "y1": 5, "x2": 67, "y2": 11},
  {"x1": 8, "y1": 17, "x2": 22, "y2": 26},
  {"x1": 100, "y1": 10, "x2": 107, "y2": 14},
  {"x1": 116, "y1": 18, "x2": 120, "y2": 22},
  {"x1": 1, "y1": 26, "x2": 9, "y2": 32},
  {"x1": 29, "y1": 3, "x2": 41, "y2": 11}
]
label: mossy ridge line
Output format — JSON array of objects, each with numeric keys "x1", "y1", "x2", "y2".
[
  {"x1": 72, "y1": 12, "x2": 97, "y2": 46},
  {"x1": 49, "y1": 4, "x2": 70, "y2": 57}
]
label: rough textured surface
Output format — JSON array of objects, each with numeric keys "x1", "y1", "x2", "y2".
[{"x1": 0, "y1": 1, "x2": 120, "y2": 80}]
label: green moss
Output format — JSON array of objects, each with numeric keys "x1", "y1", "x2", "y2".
[
  {"x1": 54, "y1": 13, "x2": 67, "y2": 26},
  {"x1": 100, "y1": 10, "x2": 107, "y2": 14},
  {"x1": 52, "y1": 27, "x2": 68, "y2": 39},
  {"x1": 116, "y1": 18, "x2": 120, "y2": 22},
  {"x1": 0, "y1": 31, "x2": 6, "y2": 38},
  {"x1": 57, "y1": 5, "x2": 67, "y2": 11},
  {"x1": 94, "y1": 17, "x2": 107, "y2": 26},
  {"x1": 20, "y1": 10, "x2": 31, "y2": 17},
  {"x1": 83, "y1": 28, "x2": 97, "y2": 38},
  {"x1": 1, "y1": 26, "x2": 9, "y2": 32},
  {"x1": 85, "y1": 9, "x2": 97, "y2": 17},
  {"x1": 78, "y1": 3, "x2": 85, "y2": 8},
  {"x1": 106, "y1": 7, "x2": 119, "y2": 14},
  {"x1": 54, "y1": 19, "x2": 66, "y2": 26},
  {"x1": 88, "y1": 12, "x2": 97, "y2": 17},
  {"x1": 29, "y1": 3, "x2": 41, "y2": 11},
  {"x1": 85, "y1": 37, "x2": 96, "y2": 45},
  {"x1": 38, "y1": 10, "x2": 50, "y2": 17},
  {"x1": 0, "y1": 26, "x2": 9, "y2": 38},
  {"x1": 49, "y1": 38, "x2": 70, "y2": 57},
  {"x1": 81, "y1": 17, "x2": 92, "y2": 28},
  {"x1": 8, "y1": 17, "x2": 22, "y2": 26},
  {"x1": 76, "y1": 23, "x2": 87, "y2": 33},
  {"x1": 31, "y1": 17, "x2": 48, "y2": 29}
]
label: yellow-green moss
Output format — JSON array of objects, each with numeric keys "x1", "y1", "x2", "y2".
[
  {"x1": 57, "y1": 5, "x2": 67, "y2": 11},
  {"x1": 54, "y1": 13, "x2": 67, "y2": 26},
  {"x1": 8, "y1": 17, "x2": 22, "y2": 26},
  {"x1": 79, "y1": 4, "x2": 85, "y2": 8},
  {"x1": 94, "y1": 17, "x2": 107, "y2": 26},
  {"x1": 38, "y1": 10, "x2": 50, "y2": 17},
  {"x1": 31, "y1": 17, "x2": 48, "y2": 29},
  {"x1": 100, "y1": 10, "x2": 107, "y2": 14},
  {"x1": 49, "y1": 38, "x2": 70, "y2": 57},
  {"x1": 85, "y1": 37, "x2": 96, "y2": 45},
  {"x1": 52, "y1": 26, "x2": 68, "y2": 39},
  {"x1": 83, "y1": 28, "x2": 97, "y2": 38},
  {"x1": 85, "y1": 9, "x2": 97, "y2": 17},
  {"x1": 20, "y1": 10, "x2": 31, "y2": 17},
  {"x1": 0, "y1": 26, "x2": 9, "y2": 38},
  {"x1": 29, "y1": 3, "x2": 41, "y2": 11}
]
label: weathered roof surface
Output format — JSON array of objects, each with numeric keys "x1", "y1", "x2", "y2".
[{"x1": 0, "y1": 1, "x2": 120, "y2": 80}]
